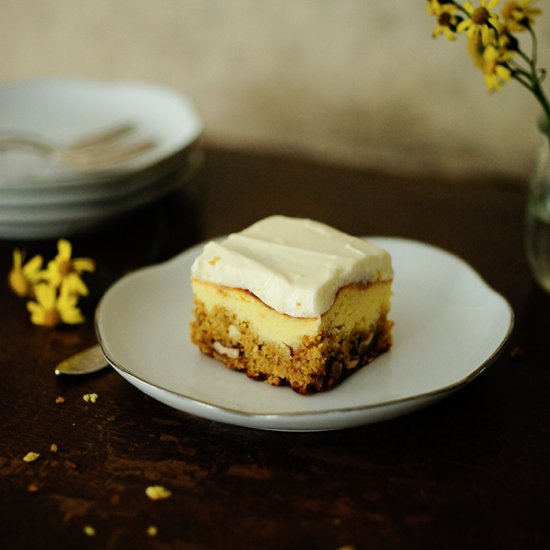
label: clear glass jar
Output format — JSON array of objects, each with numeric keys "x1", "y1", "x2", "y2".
[{"x1": 526, "y1": 118, "x2": 550, "y2": 292}]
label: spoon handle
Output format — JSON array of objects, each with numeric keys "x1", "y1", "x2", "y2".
[{"x1": 54, "y1": 344, "x2": 108, "y2": 376}]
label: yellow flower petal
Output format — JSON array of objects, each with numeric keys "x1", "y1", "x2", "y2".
[
  {"x1": 457, "y1": 19, "x2": 471, "y2": 33},
  {"x1": 496, "y1": 65, "x2": 511, "y2": 80},
  {"x1": 60, "y1": 307, "x2": 85, "y2": 325},
  {"x1": 481, "y1": 25, "x2": 495, "y2": 45},
  {"x1": 8, "y1": 249, "x2": 44, "y2": 297},
  {"x1": 44, "y1": 261, "x2": 62, "y2": 287},
  {"x1": 57, "y1": 239, "x2": 72, "y2": 261},
  {"x1": 34, "y1": 284, "x2": 56, "y2": 309},
  {"x1": 62, "y1": 273, "x2": 89, "y2": 297},
  {"x1": 12, "y1": 249, "x2": 23, "y2": 269},
  {"x1": 9, "y1": 269, "x2": 30, "y2": 298},
  {"x1": 23, "y1": 254, "x2": 44, "y2": 281},
  {"x1": 72, "y1": 258, "x2": 95, "y2": 273},
  {"x1": 56, "y1": 283, "x2": 85, "y2": 324},
  {"x1": 26, "y1": 301, "x2": 45, "y2": 323}
]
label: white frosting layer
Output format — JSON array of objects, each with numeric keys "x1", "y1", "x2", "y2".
[{"x1": 191, "y1": 215, "x2": 393, "y2": 318}]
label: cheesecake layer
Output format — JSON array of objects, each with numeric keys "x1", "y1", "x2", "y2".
[{"x1": 191, "y1": 279, "x2": 392, "y2": 346}]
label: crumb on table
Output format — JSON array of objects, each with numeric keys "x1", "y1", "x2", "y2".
[
  {"x1": 145, "y1": 485, "x2": 172, "y2": 501},
  {"x1": 82, "y1": 393, "x2": 98, "y2": 403},
  {"x1": 23, "y1": 452, "x2": 40, "y2": 463}
]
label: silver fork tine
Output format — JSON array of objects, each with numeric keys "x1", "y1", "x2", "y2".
[
  {"x1": 63, "y1": 138, "x2": 156, "y2": 169},
  {"x1": 68, "y1": 123, "x2": 135, "y2": 152},
  {"x1": 0, "y1": 123, "x2": 155, "y2": 170}
]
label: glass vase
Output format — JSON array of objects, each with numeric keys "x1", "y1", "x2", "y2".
[{"x1": 526, "y1": 118, "x2": 550, "y2": 292}]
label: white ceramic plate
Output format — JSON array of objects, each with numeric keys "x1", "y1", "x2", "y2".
[
  {"x1": 0, "y1": 152, "x2": 202, "y2": 239},
  {"x1": 0, "y1": 148, "x2": 197, "y2": 206},
  {"x1": 95, "y1": 238, "x2": 513, "y2": 432},
  {"x1": 0, "y1": 77, "x2": 202, "y2": 188}
]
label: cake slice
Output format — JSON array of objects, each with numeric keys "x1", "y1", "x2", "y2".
[{"x1": 190, "y1": 215, "x2": 393, "y2": 394}]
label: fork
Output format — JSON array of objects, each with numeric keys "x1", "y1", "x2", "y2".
[{"x1": 0, "y1": 123, "x2": 156, "y2": 170}]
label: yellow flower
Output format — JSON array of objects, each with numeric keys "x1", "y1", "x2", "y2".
[
  {"x1": 482, "y1": 44, "x2": 513, "y2": 91},
  {"x1": 425, "y1": 0, "x2": 550, "y2": 122},
  {"x1": 428, "y1": 1, "x2": 462, "y2": 41},
  {"x1": 467, "y1": 34, "x2": 486, "y2": 69},
  {"x1": 27, "y1": 281, "x2": 85, "y2": 328},
  {"x1": 426, "y1": 0, "x2": 441, "y2": 16},
  {"x1": 501, "y1": 0, "x2": 541, "y2": 32},
  {"x1": 8, "y1": 249, "x2": 43, "y2": 297},
  {"x1": 457, "y1": 0, "x2": 503, "y2": 45},
  {"x1": 44, "y1": 239, "x2": 95, "y2": 297}
]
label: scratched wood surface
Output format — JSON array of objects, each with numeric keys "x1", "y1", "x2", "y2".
[{"x1": 1, "y1": 147, "x2": 549, "y2": 549}]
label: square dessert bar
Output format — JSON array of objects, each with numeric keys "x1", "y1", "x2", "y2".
[{"x1": 190, "y1": 215, "x2": 393, "y2": 394}]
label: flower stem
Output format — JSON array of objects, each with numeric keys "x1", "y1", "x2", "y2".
[
  {"x1": 527, "y1": 26, "x2": 550, "y2": 123},
  {"x1": 532, "y1": 78, "x2": 550, "y2": 123}
]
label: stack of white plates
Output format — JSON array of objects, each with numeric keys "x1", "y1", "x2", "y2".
[{"x1": 0, "y1": 78, "x2": 203, "y2": 239}]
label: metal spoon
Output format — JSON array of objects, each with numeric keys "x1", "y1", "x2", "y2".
[{"x1": 54, "y1": 344, "x2": 109, "y2": 376}]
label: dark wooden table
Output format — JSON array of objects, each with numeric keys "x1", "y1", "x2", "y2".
[{"x1": 1, "y1": 146, "x2": 549, "y2": 549}]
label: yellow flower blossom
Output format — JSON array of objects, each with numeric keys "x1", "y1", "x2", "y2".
[
  {"x1": 457, "y1": 0, "x2": 502, "y2": 46},
  {"x1": 26, "y1": 281, "x2": 85, "y2": 328},
  {"x1": 428, "y1": 0, "x2": 461, "y2": 40},
  {"x1": 502, "y1": 0, "x2": 541, "y2": 32},
  {"x1": 426, "y1": 0, "x2": 549, "y2": 119},
  {"x1": 8, "y1": 249, "x2": 43, "y2": 297},
  {"x1": 467, "y1": 34, "x2": 486, "y2": 69},
  {"x1": 482, "y1": 45, "x2": 513, "y2": 90},
  {"x1": 44, "y1": 239, "x2": 95, "y2": 297},
  {"x1": 8, "y1": 239, "x2": 95, "y2": 328}
]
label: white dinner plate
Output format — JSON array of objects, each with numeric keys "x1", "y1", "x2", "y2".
[
  {"x1": 0, "y1": 77, "x2": 202, "y2": 188},
  {"x1": 0, "y1": 153, "x2": 202, "y2": 239},
  {"x1": 95, "y1": 237, "x2": 514, "y2": 432},
  {"x1": 0, "y1": 148, "x2": 197, "y2": 207}
]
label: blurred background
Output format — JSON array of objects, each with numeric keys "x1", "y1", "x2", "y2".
[{"x1": 1, "y1": 0, "x2": 549, "y2": 183}]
